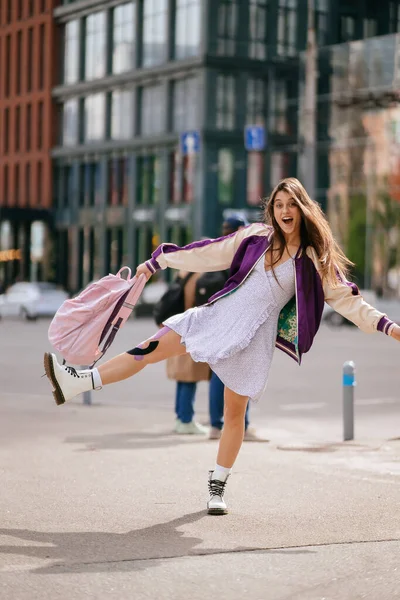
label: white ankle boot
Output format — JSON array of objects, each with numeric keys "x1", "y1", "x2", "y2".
[
  {"x1": 43, "y1": 352, "x2": 98, "y2": 405},
  {"x1": 207, "y1": 470, "x2": 229, "y2": 515}
]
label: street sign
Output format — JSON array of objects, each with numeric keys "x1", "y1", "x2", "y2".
[
  {"x1": 244, "y1": 125, "x2": 266, "y2": 151},
  {"x1": 180, "y1": 130, "x2": 200, "y2": 155}
]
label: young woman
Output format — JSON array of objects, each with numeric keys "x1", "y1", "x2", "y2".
[{"x1": 44, "y1": 178, "x2": 400, "y2": 515}]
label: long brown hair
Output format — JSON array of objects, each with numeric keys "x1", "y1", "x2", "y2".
[{"x1": 263, "y1": 177, "x2": 353, "y2": 287}]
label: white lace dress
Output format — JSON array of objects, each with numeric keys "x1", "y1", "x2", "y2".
[{"x1": 164, "y1": 258, "x2": 296, "y2": 400}]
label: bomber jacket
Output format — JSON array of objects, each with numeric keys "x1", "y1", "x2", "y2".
[{"x1": 145, "y1": 223, "x2": 395, "y2": 364}]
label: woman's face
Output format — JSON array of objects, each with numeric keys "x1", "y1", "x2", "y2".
[{"x1": 272, "y1": 190, "x2": 302, "y2": 239}]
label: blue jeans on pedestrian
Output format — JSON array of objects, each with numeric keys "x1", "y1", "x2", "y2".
[
  {"x1": 175, "y1": 381, "x2": 197, "y2": 424},
  {"x1": 209, "y1": 371, "x2": 250, "y2": 430}
]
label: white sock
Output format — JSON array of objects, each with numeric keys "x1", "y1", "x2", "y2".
[
  {"x1": 213, "y1": 463, "x2": 232, "y2": 482},
  {"x1": 91, "y1": 368, "x2": 103, "y2": 390}
]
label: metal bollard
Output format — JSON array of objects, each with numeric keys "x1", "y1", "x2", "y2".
[{"x1": 343, "y1": 361, "x2": 356, "y2": 441}]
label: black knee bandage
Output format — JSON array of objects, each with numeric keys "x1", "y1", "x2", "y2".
[{"x1": 126, "y1": 341, "x2": 159, "y2": 356}]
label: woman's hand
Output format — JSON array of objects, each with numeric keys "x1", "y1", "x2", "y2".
[
  {"x1": 390, "y1": 324, "x2": 400, "y2": 342},
  {"x1": 136, "y1": 263, "x2": 153, "y2": 281}
]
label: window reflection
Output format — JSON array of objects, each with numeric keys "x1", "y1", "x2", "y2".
[
  {"x1": 64, "y1": 20, "x2": 79, "y2": 84},
  {"x1": 277, "y1": 0, "x2": 297, "y2": 57},
  {"x1": 175, "y1": 0, "x2": 200, "y2": 60},
  {"x1": 137, "y1": 155, "x2": 160, "y2": 205},
  {"x1": 62, "y1": 98, "x2": 79, "y2": 146},
  {"x1": 108, "y1": 158, "x2": 129, "y2": 206},
  {"x1": 84, "y1": 94, "x2": 105, "y2": 142},
  {"x1": 246, "y1": 78, "x2": 266, "y2": 126},
  {"x1": 216, "y1": 74, "x2": 235, "y2": 130},
  {"x1": 85, "y1": 11, "x2": 106, "y2": 80},
  {"x1": 111, "y1": 89, "x2": 134, "y2": 139},
  {"x1": 217, "y1": 0, "x2": 238, "y2": 56},
  {"x1": 141, "y1": 85, "x2": 165, "y2": 135},
  {"x1": 172, "y1": 77, "x2": 198, "y2": 131},
  {"x1": 249, "y1": 0, "x2": 267, "y2": 60},
  {"x1": 113, "y1": 2, "x2": 135, "y2": 74},
  {"x1": 142, "y1": 0, "x2": 167, "y2": 68}
]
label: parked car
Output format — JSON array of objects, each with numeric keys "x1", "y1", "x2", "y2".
[{"x1": 0, "y1": 282, "x2": 69, "y2": 321}]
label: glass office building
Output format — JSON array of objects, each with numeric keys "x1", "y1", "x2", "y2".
[{"x1": 51, "y1": 0, "x2": 400, "y2": 294}]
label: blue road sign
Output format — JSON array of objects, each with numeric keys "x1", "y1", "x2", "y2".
[
  {"x1": 180, "y1": 131, "x2": 200, "y2": 155},
  {"x1": 244, "y1": 125, "x2": 266, "y2": 151}
]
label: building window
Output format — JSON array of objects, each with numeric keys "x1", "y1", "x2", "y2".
[
  {"x1": 246, "y1": 77, "x2": 266, "y2": 125},
  {"x1": 5, "y1": 35, "x2": 11, "y2": 97},
  {"x1": 141, "y1": 85, "x2": 165, "y2": 136},
  {"x1": 17, "y1": 0, "x2": 23, "y2": 19},
  {"x1": 112, "y1": 2, "x2": 135, "y2": 74},
  {"x1": 315, "y1": 0, "x2": 328, "y2": 46},
  {"x1": 108, "y1": 158, "x2": 129, "y2": 206},
  {"x1": 172, "y1": 77, "x2": 198, "y2": 132},
  {"x1": 216, "y1": 74, "x2": 235, "y2": 130},
  {"x1": 37, "y1": 102, "x2": 44, "y2": 150},
  {"x1": 218, "y1": 148, "x2": 234, "y2": 205},
  {"x1": 269, "y1": 78, "x2": 296, "y2": 135},
  {"x1": 27, "y1": 28, "x2": 34, "y2": 92},
  {"x1": 16, "y1": 31, "x2": 22, "y2": 95},
  {"x1": 340, "y1": 15, "x2": 356, "y2": 42},
  {"x1": 4, "y1": 108, "x2": 9, "y2": 154},
  {"x1": 3, "y1": 165, "x2": 9, "y2": 206},
  {"x1": 14, "y1": 165, "x2": 20, "y2": 206},
  {"x1": 28, "y1": 0, "x2": 34, "y2": 17},
  {"x1": 82, "y1": 161, "x2": 102, "y2": 207},
  {"x1": 390, "y1": 2, "x2": 400, "y2": 32},
  {"x1": 64, "y1": 20, "x2": 80, "y2": 84},
  {"x1": 85, "y1": 11, "x2": 106, "y2": 81},
  {"x1": 111, "y1": 89, "x2": 134, "y2": 140},
  {"x1": 62, "y1": 98, "x2": 79, "y2": 146},
  {"x1": 249, "y1": 0, "x2": 267, "y2": 60},
  {"x1": 175, "y1": 0, "x2": 201, "y2": 60},
  {"x1": 363, "y1": 18, "x2": 377, "y2": 38},
  {"x1": 84, "y1": 94, "x2": 105, "y2": 142},
  {"x1": 217, "y1": 0, "x2": 238, "y2": 56},
  {"x1": 15, "y1": 106, "x2": 21, "y2": 152},
  {"x1": 37, "y1": 162, "x2": 43, "y2": 206},
  {"x1": 25, "y1": 164, "x2": 31, "y2": 206},
  {"x1": 142, "y1": 0, "x2": 167, "y2": 68},
  {"x1": 277, "y1": 0, "x2": 297, "y2": 57},
  {"x1": 137, "y1": 155, "x2": 160, "y2": 205},
  {"x1": 6, "y1": 0, "x2": 12, "y2": 23},
  {"x1": 26, "y1": 104, "x2": 32, "y2": 152},
  {"x1": 39, "y1": 24, "x2": 45, "y2": 90}
]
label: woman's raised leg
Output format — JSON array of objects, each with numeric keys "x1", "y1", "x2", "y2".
[
  {"x1": 43, "y1": 327, "x2": 186, "y2": 405},
  {"x1": 98, "y1": 327, "x2": 186, "y2": 384}
]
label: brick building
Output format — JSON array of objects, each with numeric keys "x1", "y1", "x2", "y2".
[{"x1": 0, "y1": 0, "x2": 59, "y2": 286}]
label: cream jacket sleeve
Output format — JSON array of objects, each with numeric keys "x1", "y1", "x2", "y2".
[
  {"x1": 307, "y1": 247, "x2": 394, "y2": 334},
  {"x1": 145, "y1": 223, "x2": 270, "y2": 274}
]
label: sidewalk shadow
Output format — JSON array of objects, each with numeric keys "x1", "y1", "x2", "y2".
[
  {"x1": 0, "y1": 511, "x2": 206, "y2": 574},
  {"x1": 65, "y1": 431, "x2": 210, "y2": 452}
]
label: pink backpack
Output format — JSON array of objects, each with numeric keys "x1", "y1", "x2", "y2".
[{"x1": 48, "y1": 268, "x2": 146, "y2": 367}]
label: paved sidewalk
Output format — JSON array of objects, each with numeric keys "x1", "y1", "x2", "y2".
[
  {"x1": 0, "y1": 318, "x2": 399, "y2": 599},
  {"x1": 0, "y1": 395, "x2": 400, "y2": 599}
]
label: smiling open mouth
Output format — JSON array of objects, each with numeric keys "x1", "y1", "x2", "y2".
[{"x1": 282, "y1": 217, "x2": 293, "y2": 224}]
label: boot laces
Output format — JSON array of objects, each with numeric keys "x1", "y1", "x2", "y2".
[
  {"x1": 208, "y1": 474, "x2": 227, "y2": 498},
  {"x1": 65, "y1": 366, "x2": 79, "y2": 377}
]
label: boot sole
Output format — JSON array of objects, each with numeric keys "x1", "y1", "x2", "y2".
[
  {"x1": 43, "y1": 352, "x2": 65, "y2": 406},
  {"x1": 207, "y1": 508, "x2": 228, "y2": 515}
]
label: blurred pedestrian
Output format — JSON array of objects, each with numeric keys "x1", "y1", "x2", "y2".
[
  {"x1": 166, "y1": 270, "x2": 209, "y2": 435},
  {"x1": 44, "y1": 177, "x2": 400, "y2": 517}
]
